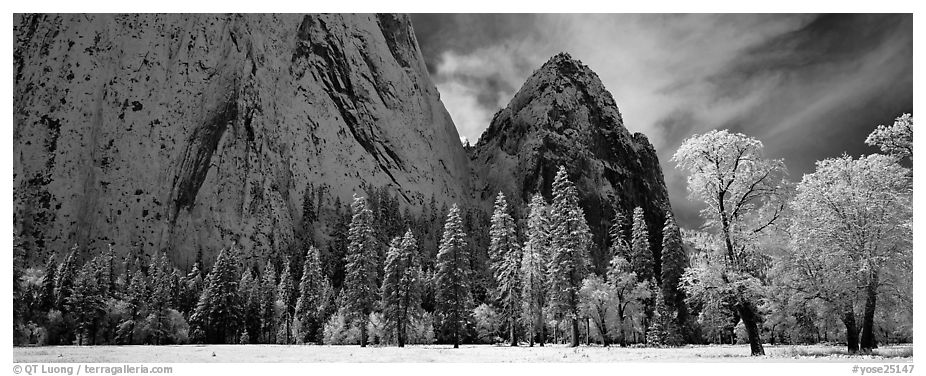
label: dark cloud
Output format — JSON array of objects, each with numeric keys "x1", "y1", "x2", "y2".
[{"x1": 410, "y1": 14, "x2": 913, "y2": 229}]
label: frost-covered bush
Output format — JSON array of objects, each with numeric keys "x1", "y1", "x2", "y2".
[
  {"x1": 323, "y1": 311, "x2": 361, "y2": 345},
  {"x1": 473, "y1": 303, "x2": 502, "y2": 344},
  {"x1": 406, "y1": 312, "x2": 436, "y2": 345}
]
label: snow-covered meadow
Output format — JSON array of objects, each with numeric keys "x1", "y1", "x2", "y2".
[{"x1": 14, "y1": 344, "x2": 913, "y2": 363}]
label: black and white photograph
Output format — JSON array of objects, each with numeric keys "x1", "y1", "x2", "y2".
[{"x1": 7, "y1": 9, "x2": 917, "y2": 368}]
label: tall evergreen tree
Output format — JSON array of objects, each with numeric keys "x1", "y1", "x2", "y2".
[
  {"x1": 645, "y1": 286, "x2": 668, "y2": 347},
  {"x1": 547, "y1": 166, "x2": 592, "y2": 347},
  {"x1": 659, "y1": 211, "x2": 688, "y2": 343},
  {"x1": 295, "y1": 245, "x2": 326, "y2": 344},
  {"x1": 118, "y1": 269, "x2": 148, "y2": 344},
  {"x1": 259, "y1": 261, "x2": 278, "y2": 343},
  {"x1": 39, "y1": 254, "x2": 58, "y2": 312},
  {"x1": 276, "y1": 261, "x2": 296, "y2": 344},
  {"x1": 381, "y1": 229, "x2": 422, "y2": 347},
  {"x1": 630, "y1": 207, "x2": 654, "y2": 282},
  {"x1": 190, "y1": 247, "x2": 241, "y2": 344},
  {"x1": 608, "y1": 210, "x2": 630, "y2": 259},
  {"x1": 237, "y1": 268, "x2": 261, "y2": 344},
  {"x1": 54, "y1": 245, "x2": 79, "y2": 312},
  {"x1": 68, "y1": 256, "x2": 106, "y2": 345},
  {"x1": 103, "y1": 243, "x2": 117, "y2": 297},
  {"x1": 489, "y1": 192, "x2": 522, "y2": 346},
  {"x1": 521, "y1": 194, "x2": 551, "y2": 347},
  {"x1": 343, "y1": 194, "x2": 380, "y2": 347},
  {"x1": 435, "y1": 204, "x2": 473, "y2": 348},
  {"x1": 148, "y1": 253, "x2": 173, "y2": 345}
]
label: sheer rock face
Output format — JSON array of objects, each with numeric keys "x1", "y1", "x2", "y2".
[
  {"x1": 470, "y1": 53, "x2": 673, "y2": 274},
  {"x1": 13, "y1": 14, "x2": 472, "y2": 266}
]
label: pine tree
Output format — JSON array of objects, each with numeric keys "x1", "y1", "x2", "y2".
[
  {"x1": 118, "y1": 269, "x2": 148, "y2": 344},
  {"x1": 342, "y1": 194, "x2": 380, "y2": 347},
  {"x1": 39, "y1": 254, "x2": 58, "y2": 311},
  {"x1": 103, "y1": 243, "x2": 117, "y2": 297},
  {"x1": 645, "y1": 286, "x2": 669, "y2": 347},
  {"x1": 659, "y1": 211, "x2": 687, "y2": 344},
  {"x1": 489, "y1": 192, "x2": 522, "y2": 346},
  {"x1": 630, "y1": 207, "x2": 656, "y2": 335},
  {"x1": 180, "y1": 263, "x2": 204, "y2": 315},
  {"x1": 608, "y1": 210, "x2": 630, "y2": 260},
  {"x1": 435, "y1": 204, "x2": 473, "y2": 348},
  {"x1": 190, "y1": 246, "x2": 241, "y2": 344},
  {"x1": 259, "y1": 261, "x2": 277, "y2": 343},
  {"x1": 547, "y1": 166, "x2": 592, "y2": 347},
  {"x1": 54, "y1": 245, "x2": 79, "y2": 312},
  {"x1": 295, "y1": 245, "x2": 326, "y2": 344},
  {"x1": 68, "y1": 256, "x2": 106, "y2": 345},
  {"x1": 630, "y1": 207, "x2": 654, "y2": 282},
  {"x1": 381, "y1": 229, "x2": 422, "y2": 347},
  {"x1": 148, "y1": 253, "x2": 173, "y2": 345},
  {"x1": 238, "y1": 268, "x2": 261, "y2": 345},
  {"x1": 276, "y1": 261, "x2": 296, "y2": 344},
  {"x1": 521, "y1": 194, "x2": 551, "y2": 347}
]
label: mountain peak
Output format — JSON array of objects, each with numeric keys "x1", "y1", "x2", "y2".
[{"x1": 471, "y1": 53, "x2": 672, "y2": 275}]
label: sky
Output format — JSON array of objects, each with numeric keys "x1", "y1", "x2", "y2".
[{"x1": 410, "y1": 14, "x2": 913, "y2": 229}]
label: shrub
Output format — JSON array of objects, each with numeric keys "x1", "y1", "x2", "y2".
[{"x1": 323, "y1": 310, "x2": 360, "y2": 345}]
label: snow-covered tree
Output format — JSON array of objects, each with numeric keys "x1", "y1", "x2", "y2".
[
  {"x1": 672, "y1": 129, "x2": 789, "y2": 356},
  {"x1": 259, "y1": 261, "x2": 277, "y2": 343},
  {"x1": 789, "y1": 154, "x2": 911, "y2": 353},
  {"x1": 865, "y1": 113, "x2": 912, "y2": 161},
  {"x1": 578, "y1": 275, "x2": 616, "y2": 346},
  {"x1": 607, "y1": 254, "x2": 651, "y2": 346},
  {"x1": 645, "y1": 287, "x2": 668, "y2": 347},
  {"x1": 547, "y1": 166, "x2": 592, "y2": 347},
  {"x1": 68, "y1": 256, "x2": 106, "y2": 345},
  {"x1": 237, "y1": 268, "x2": 260, "y2": 344},
  {"x1": 276, "y1": 261, "x2": 296, "y2": 344},
  {"x1": 630, "y1": 207, "x2": 654, "y2": 283},
  {"x1": 342, "y1": 194, "x2": 380, "y2": 347},
  {"x1": 608, "y1": 210, "x2": 630, "y2": 260},
  {"x1": 148, "y1": 253, "x2": 174, "y2": 345},
  {"x1": 488, "y1": 192, "x2": 522, "y2": 346},
  {"x1": 659, "y1": 211, "x2": 688, "y2": 343},
  {"x1": 54, "y1": 245, "x2": 79, "y2": 312},
  {"x1": 435, "y1": 204, "x2": 473, "y2": 348},
  {"x1": 521, "y1": 194, "x2": 551, "y2": 347},
  {"x1": 381, "y1": 229, "x2": 422, "y2": 347},
  {"x1": 38, "y1": 254, "x2": 57, "y2": 312},
  {"x1": 189, "y1": 246, "x2": 241, "y2": 344},
  {"x1": 295, "y1": 245, "x2": 327, "y2": 344}
]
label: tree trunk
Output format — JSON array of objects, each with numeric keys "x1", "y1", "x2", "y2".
[
  {"x1": 570, "y1": 317, "x2": 580, "y2": 347},
  {"x1": 618, "y1": 306, "x2": 627, "y2": 347},
  {"x1": 860, "y1": 272, "x2": 879, "y2": 353},
  {"x1": 842, "y1": 304, "x2": 859, "y2": 354},
  {"x1": 528, "y1": 317, "x2": 535, "y2": 347},
  {"x1": 539, "y1": 310, "x2": 545, "y2": 347},
  {"x1": 397, "y1": 319, "x2": 405, "y2": 348},
  {"x1": 510, "y1": 318, "x2": 517, "y2": 346},
  {"x1": 599, "y1": 318, "x2": 610, "y2": 347},
  {"x1": 586, "y1": 317, "x2": 591, "y2": 345},
  {"x1": 737, "y1": 303, "x2": 765, "y2": 356},
  {"x1": 360, "y1": 321, "x2": 367, "y2": 347}
]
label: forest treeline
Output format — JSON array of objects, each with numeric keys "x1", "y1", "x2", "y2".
[{"x1": 12, "y1": 114, "x2": 913, "y2": 356}]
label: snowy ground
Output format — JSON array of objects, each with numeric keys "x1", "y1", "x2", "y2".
[{"x1": 14, "y1": 344, "x2": 913, "y2": 363}]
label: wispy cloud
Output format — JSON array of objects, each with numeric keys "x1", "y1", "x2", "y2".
[{"x1": 412, "y1": 14, "x2": 912, "y2": 228}]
